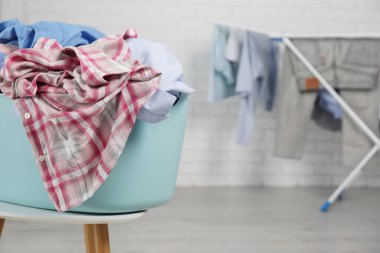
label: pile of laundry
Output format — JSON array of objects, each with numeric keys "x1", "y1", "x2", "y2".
[{"x1": 0, "y1": 19, "x2": 194, "y2": 212}]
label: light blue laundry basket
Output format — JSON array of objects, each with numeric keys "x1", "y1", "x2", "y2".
[{"x1": 0, "y1": 94, "x2": 188, "y2": 213}]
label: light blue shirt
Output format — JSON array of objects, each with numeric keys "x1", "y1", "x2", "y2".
[
  {"x1": 127, "y1": 38, "x2": 194, "y2": 123},
  {"x1": 0, "y1": 19, "x2": 104, "y2": 48},
  {"x1": 318, "y1": 90, "x2": 342, "y2": 119},
  {"x1": 225, "y1": 29, "x2": 278, "y2": 145}
]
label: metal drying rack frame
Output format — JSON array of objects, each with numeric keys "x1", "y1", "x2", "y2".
[{"x1": 215, "y1": 21, "x2": 380, "y2": 212}]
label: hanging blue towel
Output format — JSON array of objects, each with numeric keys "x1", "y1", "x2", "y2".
[
  {"x1": 209, "y1": 24, "x2": 237, "y2": 101},
  {"x1": 318, "y1": 89, "x2": 342, "y2": 119},
  {"x1": 0, "y1": 19, "x2": 104, "y2": 48}
]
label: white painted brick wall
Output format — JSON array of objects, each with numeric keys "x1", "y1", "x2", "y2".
[{"x1": 1, "y1": 0, "x2": 380, "y2": 187}]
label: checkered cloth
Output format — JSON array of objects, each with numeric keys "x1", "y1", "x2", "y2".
[{"x1": 0, "y1": 29, "x2": 160, "y2": 212}]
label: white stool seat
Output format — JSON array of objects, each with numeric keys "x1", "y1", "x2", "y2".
[{"x1": 0, "y1": 201, "x2": 145, "y2": 224}]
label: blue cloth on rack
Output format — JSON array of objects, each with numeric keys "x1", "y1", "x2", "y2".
[
  {"x1": 126, "y1": 38, "x2": 194, "y2": 123},
  {"x1": 225, "y1": 28, "x2": 279, "y2": 145},
  {"x1": 0, "y1": 19, "x2": 104, "y2": 48},
  {"x1": 312, "y1": 95, "x2": 342, "y2": 132},
  {"x1": 318, "y1": 89, "x2": 342, "y2": 119},
  {"x1": 209, "y1": 24, "x2": 237, "y2": 101}
]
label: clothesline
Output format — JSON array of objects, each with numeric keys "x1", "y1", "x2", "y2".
[{"x1": 213, "y1": 21, "x2": 380, "y2": 39}]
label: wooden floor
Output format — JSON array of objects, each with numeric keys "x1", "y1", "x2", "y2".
[{"x1": 0, "y1": 187, "x2": 380, "y2": 253}]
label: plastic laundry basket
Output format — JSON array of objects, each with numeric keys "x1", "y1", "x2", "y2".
[{"x1": 0, "y1": 94, "x2": 188, "y2": 213}]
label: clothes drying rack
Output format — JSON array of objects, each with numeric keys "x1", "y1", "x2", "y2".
[{"x1": 215, "y1": 21, "x2": 380, "y2": 212}]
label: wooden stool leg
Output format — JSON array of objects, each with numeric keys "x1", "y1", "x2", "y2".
[
  {"x1": 0, "y1": 218, "x2": 5, "y2": 238},
  {"x1": 84, "y1": 224, "x2": 111, "y2": 253},
  {"x1": 84, "y1": 224, "x2": 97, "y2": 253},
  {"x1": 93, "y1": 224, "x2": 111, "y2": 253}
]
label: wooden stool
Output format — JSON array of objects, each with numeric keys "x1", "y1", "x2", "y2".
[{"x1": 0, "y1": 201, "x2": 145, "y2": 253}]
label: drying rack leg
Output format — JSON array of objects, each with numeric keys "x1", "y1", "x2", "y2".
[{"x1": 320, "y1": 144, "x2": 380, "y2": 212}]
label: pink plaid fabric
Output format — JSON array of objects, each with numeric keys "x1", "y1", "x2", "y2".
[{"x1": 0, "y1": 29, "x2": 160, "y2": 212}]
